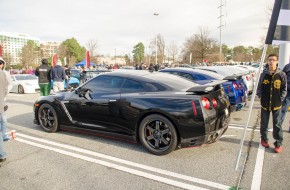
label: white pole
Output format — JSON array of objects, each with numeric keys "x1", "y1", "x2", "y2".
[
  {"x1": 235, "y1": 44, "x2": 268, "y2": 170},
  {"x1": 189, "y1": 53, "x2": 192, "y2": 65},
  {"x1": 278, "y1": 43, "x2": 290, "y2": 69},
  {"x1": 155, "y1": 34, "x2": 158, "y2": 65}
]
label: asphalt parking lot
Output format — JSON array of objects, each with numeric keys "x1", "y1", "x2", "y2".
[{"x1": 1, "y1": 93, "x2": 290, "y2": 190}]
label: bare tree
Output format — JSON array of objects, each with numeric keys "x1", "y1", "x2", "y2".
[
  {"x1": 167, "y1": 41, "x2": 179, "y2": 64},
  {"x1": 87, "y1": 39, "x2": 99, "y2": 63},
  {"x1": 183, "y1": 26, "x2": 215, "y2": 63}
]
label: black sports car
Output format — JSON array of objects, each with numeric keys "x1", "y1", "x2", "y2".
[{"x1": 33, "y1": 70, "x2": 231, "y2": 155}]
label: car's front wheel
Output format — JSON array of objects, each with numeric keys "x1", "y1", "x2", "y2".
[
  {"x1": 139, "y1": 114, "x2": 178, "y2": 155},
  {"x1": 38, "y1": 103, "x2": 59, "y2": 133}
]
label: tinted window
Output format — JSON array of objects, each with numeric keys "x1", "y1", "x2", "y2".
[
  {"x1": 177, "y1": 72, "x2": 195, "y2": 81},
  {"x1": 194, "y1": 74, "x2": 211, "y2": 80},
  {"x1": 81, "y1": 75, "x2": 124, "y2": 92},
  {"x1": 121, "y1": 79, "x2": 144, "y2": 92}
]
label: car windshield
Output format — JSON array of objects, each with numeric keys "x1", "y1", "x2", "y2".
[{"x1": 14, "y1": 75, "x2": 37, "y2": 80}]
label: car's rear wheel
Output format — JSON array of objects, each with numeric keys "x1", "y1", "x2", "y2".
[
  {"x1": 38, "y1": 103, "x2": 59, "y2": 133},
  {"x1": 18, "y1": 85, "x2": 24, "y2": 94},
  {"x1": 139, "y1": 114, "x2": 177, "y2": 155}
]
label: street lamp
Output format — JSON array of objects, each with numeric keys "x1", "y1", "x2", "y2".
[
  {"x1": 114, "y1": 48, "x2": 116, "y2": 65},
  {"x1": 153, "y1": 13, "x2": 159, "y2": 65}
]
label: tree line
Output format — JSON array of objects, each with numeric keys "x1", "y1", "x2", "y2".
[{"x1": 5, "y1": 26, "x2": 279, "y2": 68}]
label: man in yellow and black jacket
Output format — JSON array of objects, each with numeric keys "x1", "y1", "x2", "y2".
[{"x1": 257, "y1": 54, "x2": 287, "y2": 153}]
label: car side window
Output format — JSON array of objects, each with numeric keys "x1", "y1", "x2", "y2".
[
  {"x1": 81, "y1": 75, "x2": 124, "y2": 92},
  {"x1": 194, "y1": 74, "x2": 209, "y2": 80},
  {"x1": 121, "y1": 79, "x2": 144, "y2": 92},
  {"x1": 178, "y1": 72, "x2": 195, "y2": 81}
]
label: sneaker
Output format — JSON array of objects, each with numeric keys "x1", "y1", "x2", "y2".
[
  {"x1": 261, "y1": 140, "x2": 270, "y2": 148},
  {"x1": 0, "y1": 158, "x2": 6, "y2": 163},
  {"x1": 274, "y1": 146, "x2": 282, "y2": 153}
]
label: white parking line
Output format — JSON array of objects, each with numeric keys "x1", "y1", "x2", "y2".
[
  {"x1": 16, "y1": 137, "x2": 208, "y2": 190},
  {"x1": 229, "y1": 125, "x2": 260, "y2": 132},
  {"x1": 16, "y1": 133, "x2": 230, "y2": 190},
  {"x1": 251, "y1": 143, "x2": 265, "y2": 190}
]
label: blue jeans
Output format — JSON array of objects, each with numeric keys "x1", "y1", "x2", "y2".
[
  {"x1": 2, "y1": 112, "x2": 8, "y2": 140},
  {"x1": 260, "y1": 108, "x2": 283, "y2": 147},
  {"x1": 0, "y1": 113, "x2": 7, "y2": 159},
  {"x1": 281, "y1": 91, "x2": 290, "y2": 125}
]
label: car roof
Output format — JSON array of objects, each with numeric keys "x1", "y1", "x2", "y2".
[
  {"x1": 160, "y1": 68, "x2": 224, "y2": 79},
  {"x1": 101, "y1": 70, "x2": 198, "y2": 90}
]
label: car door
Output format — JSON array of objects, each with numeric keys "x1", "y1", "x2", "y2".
[{"x1": 66, "y1": 75, "x2": 125, "y2": 132}]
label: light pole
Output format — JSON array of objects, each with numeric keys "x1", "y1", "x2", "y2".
[
  {"x1": 114, "y1": 48, "x2": 116, "y2": 65},
  {"x1": 153, "y1": 13, "x2": 159, "y2": 65}
]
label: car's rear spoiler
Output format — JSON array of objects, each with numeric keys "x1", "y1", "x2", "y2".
[
  {"x1": 223, "y1": 74, "x2": 243, "y2": 81},
  {"x1": 186, "y1": 80, "x2": 225, "y2": 93}
]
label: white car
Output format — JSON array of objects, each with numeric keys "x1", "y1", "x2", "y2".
[{"x1": 10, "y1": 74, "x2": 40, "y2": 94}]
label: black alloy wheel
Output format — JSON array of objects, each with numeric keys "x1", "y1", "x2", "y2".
[
  {"x1": 139, "y1": 114, "x2": 178, "y2": 155},
  {"x1": 38, "y1": 103, "x2": 59, "y2": 133},
  {"x1": 18, "y1": 85, "x2": 24, "y2": 94}
]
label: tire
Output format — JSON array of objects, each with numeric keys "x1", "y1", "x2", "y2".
[
  {"x1": 18, "y1": 85, "x2": 24, "y2": 94},
  {"x1": 38, "y1": 103, "x2": 59, "y2": 133},
  {"x1": 139, "y1": 114, "x2": 178, "y2": 155}
]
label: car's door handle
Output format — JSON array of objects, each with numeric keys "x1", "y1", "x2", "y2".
[{"x1": 108, "y1": 99, "x2": 116, "y2": 102}]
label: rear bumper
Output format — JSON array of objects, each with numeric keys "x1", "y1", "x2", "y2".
[{"x1": 180, "y1": 124, "x2": 229, "y2": 148}]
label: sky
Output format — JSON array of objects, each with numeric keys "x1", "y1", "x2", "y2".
[{"x1": 0, "y1": 0, "x2": 274, "y2": 56}]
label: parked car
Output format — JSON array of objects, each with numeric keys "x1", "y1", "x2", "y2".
[
  {"x1": 51, "y1": 76, "x2": 80, "y2": 90},
  {"x1": 71, "y1": 68, "x2": 110, "y2": 81},
  {"x1": 10, "y1": 74, "x2": 40, "y2": 94},
  {"x1": 195, "y1": 67, "x2": 248, "y2": 110},
  {"x1": 159, "y1": 68, "x2": 247, "y2": 111},
  {"x1": 229, "y1": 66, "x2": 255, "y2": 94},
  {"x1": 33, "y1": 71, "x2": 231, "y2": 155}
]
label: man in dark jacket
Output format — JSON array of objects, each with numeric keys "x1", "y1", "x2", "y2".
[
  {"x1": 50, "y1": 60, "x2": 66, "y2": 92},
  {"x1": 257, "y1": 54, "x2": 287, "y2": 153},
  {"x1": 281, "y1": 61, "x2": 290, "y2": 129},
  {"x1": 35, "y1": 59, "x2": 51, "y2": 96}
]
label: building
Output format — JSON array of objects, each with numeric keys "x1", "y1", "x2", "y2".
[
  {"x1": 0, "y1": 32, "x2": 40, "y2": 65},
  {"x1": 40, "y1": 41, "x2": 61, "y2": 58}
]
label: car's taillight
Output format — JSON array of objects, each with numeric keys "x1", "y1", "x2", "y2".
[
  {"x1": 191, "y1": 101, "x2": 197, "y2": 116},
  {"x1": 212, "y1": 98, "x2": 218, "y2": 108},
  {"x1": 246, "y1": 76, "x2": 249, "y2": 81},
  {"x1": 233, "y1": 82, "x2": 238, "y2": 89},
  {"x1": 201, "y1": 97, "x2": 210, "y2": 110}
]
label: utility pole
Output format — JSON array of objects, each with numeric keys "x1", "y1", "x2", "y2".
[{"x1": 218, "y1": 0, "x2": 226, "y2": 64}]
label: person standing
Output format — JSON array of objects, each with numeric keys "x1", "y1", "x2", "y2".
[
  {"x1": 281, "y1": 61, "x2": 290, "y2": 129},
  {"x1": 257, "y1": 54, "x2": 287, "y2": 153},
  {"x1": 64, "y1": 65, "x2": 71, "y2": 89},
  {"x1": 50, "y1": 60, "x2": 66, "y2": 92},
  {"x1": 79, "y1": 67, "x2": 87, "y2": 84},
  {"x1": 35, "y1": 59, "x2": 52, "y2": 96},
  {"x1": 0, "y1": 67, "x2": 8, "y2": 163},
  {"x1": 0, "y1": 57, "x2": 12, "y2": 142}
]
